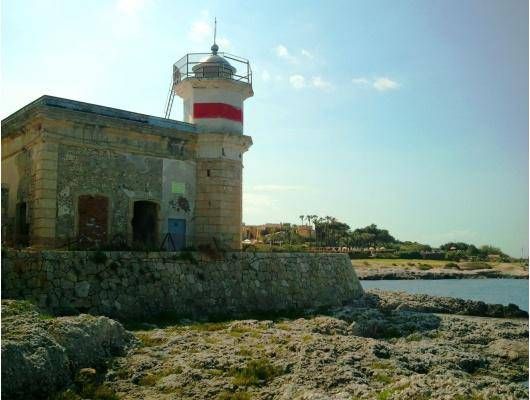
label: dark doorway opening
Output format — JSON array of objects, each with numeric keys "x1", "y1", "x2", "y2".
[
  {"x1": 132, "y1": 201, "x2": 158, "y2": 247},
  {"x1": 15, "y1": 202, "x2": 29, "y2": 246},
  {"x1": 78, "y1": 195, "x2": 109, "y2": 248}
]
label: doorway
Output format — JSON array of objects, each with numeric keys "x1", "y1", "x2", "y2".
[
  {"x1": 132, "y1": 201, "x2": 158, "y2": 247},
  {"x1": 167, "y1": 218, "x2": 186, "y2": 250},
  {"x1": 15, "y1": 202, "x2": 29, "y2": 246},
  {"x1": 78, "y1": 195, "x2": 108, "y2": 247}
]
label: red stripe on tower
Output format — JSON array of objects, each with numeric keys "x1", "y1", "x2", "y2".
[{"x1": 193, "y1": 103, "x2": 243, "y2": 123}]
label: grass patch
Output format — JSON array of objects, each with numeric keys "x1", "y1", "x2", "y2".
[
  {"x1": 459, "y1": 262, "x2": 492, "y2": 270},
  {"x1": 230, "y1": 359, "x2": 283, "y2": 387},
  {"x1": 138, "y1": 366, "x2": 182, "y2": 386},
  {"x1": 417, "y1": 264, "x2": 432, "y2": 270},
  {"x1": 405, "y1": 332, "x2": 423, "y2": 342},
  {"x1": 56, "y1": 383, "x2": 119, "y2": 400},
  {"x1": 218, "y1": 391, "x2": 252, "y2": 400},
  {"x1": 2, "y1": 299, "x2": 54, "y2": 320},
  {"x1": 209, "y1": 369, "x2": 224, "y2": 376},
  {"x1": 51, "y1": 390, "x2": 82, "y2": 400},
  {"x1": 377, "y1": 389, "x2": 394, "y2": 400},
  {"x1": 135, "y1": 333, "x2": 165, "y2": 347},
  {"x1": 445, "y1": 262, "x2": 460, "y2": 269},
  {"x1": 373, "y1": 373, "x2": 392, "y2": 384},
  {"x1": 454, "y1": 394, "x2": 501, "y2": 400},
  {"x1": 190, "y1": 322, "x2": 229, "y2": 332},
  {"x1": 371, "y1": 361, "x2": 394, "y2": 370},
  {"x1": 275, "y1": 322, "x2": 291, "y2": 331},
  {"x1": 237, "y1": 347, "x2": 253, "y2": 357}
]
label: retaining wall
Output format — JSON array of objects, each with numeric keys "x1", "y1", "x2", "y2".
[{"x1": 2, "y1": 250, "x2": 364, "y2": 319}]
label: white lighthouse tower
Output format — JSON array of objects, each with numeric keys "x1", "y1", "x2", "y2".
[{"x1": 165, "y1": 25, "x2": 253, "y2": 250}]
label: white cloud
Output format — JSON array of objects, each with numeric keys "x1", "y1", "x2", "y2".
[
  {"x1": 107, "y1": 0, "x2": 150, "y2": 37},
  {"x1": 275, "y1": 44, "x2": 297, "y2": 63},
  {"x1": 186, "y1": 11, "x2": 232, "y2": 51},
  {"x1": 261, "y1": 70, "x2": 271, "y2": 82},
  {"x1": 301, "y1": 49, "x2": 314, "y2": 59},
  {"x1": 288, "y1": 75, "x2": 333, "y2": 91},
  {"x1": 373, "y1": 77, "x2": 400, "y2": 91},
  {"x1": 289, "y1": 74, "x2": 306, "y2": 89},
  {"x1": 275, "y1": 44, "x2": 289, "y2": 57},
  {"x1": 116, "y1": 0, "x2": 147, "y2": 14},
  {"x1": 352, "y1": 76, "x2": 401, "y2": 91},
  {"x1": 188, "y1": 19, "x2": 212, "y2": 43},
  {"x1": 352, "y1": 77, "x2": 370, "y2": 85},
  {"x1": 311, "y1": 76, "x2": 332, "y2": 90}
]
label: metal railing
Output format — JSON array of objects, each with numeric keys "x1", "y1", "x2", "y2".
[{"x1": 172, "y1": 52, "x2": 252, "y2": 87}]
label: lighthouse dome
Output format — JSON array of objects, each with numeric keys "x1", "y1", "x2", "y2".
[{"x1": 192, "y1": 44, "x2": 236, "y2": 79}]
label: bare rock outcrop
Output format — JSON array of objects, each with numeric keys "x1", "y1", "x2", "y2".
[{"x1": 1, "y1": 300, "x2": 137, "y2": 399}]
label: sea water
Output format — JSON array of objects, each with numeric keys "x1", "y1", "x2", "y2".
[{"x1": 361, "y1": 278, "x2": 529, "y2": 312}]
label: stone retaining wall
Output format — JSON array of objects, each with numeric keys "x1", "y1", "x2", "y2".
[{"x1": 1, "y1": 250, "x2": 363, "y2": 319}]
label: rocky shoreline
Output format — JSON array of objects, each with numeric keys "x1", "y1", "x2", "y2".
[
  {"x1": 356, "y1": 267, "x2": 529, "y2": 280},
  {"x1": 2, "y1": 290, "x2": 528, "y2": 400}
]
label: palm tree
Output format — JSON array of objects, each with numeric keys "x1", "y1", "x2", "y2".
[{"x1": 299, "y1": 215, "x2": 305, "y2": 226}]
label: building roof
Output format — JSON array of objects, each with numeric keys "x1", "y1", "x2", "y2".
[{"x1": 1, "y1": 95, "x2": 197, "y2": 137}]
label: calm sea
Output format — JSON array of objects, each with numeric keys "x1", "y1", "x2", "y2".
[{"x1": 361, "y1": 279, "x2": 529, "y2": 312}]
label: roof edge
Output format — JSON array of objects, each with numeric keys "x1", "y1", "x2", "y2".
[{"x1": 1, "y1": 95, "x2": 197, "y2": 134}]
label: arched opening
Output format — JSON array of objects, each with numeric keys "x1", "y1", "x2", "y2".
[{"x1": 132, "y1": 201, "x2": 158, "y2": 247}]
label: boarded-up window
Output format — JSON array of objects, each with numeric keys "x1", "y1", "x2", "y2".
[{"x1": 78, "y1": 195, "x2": 108, "y2": 247}]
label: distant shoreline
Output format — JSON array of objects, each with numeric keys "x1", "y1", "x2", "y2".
[{"x1": 353, "y1": 259, "x2": 528, "y2": 280}]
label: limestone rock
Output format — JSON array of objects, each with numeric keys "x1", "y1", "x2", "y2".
[{"x1": 1, "y1": 300, "x2": 136, "y2": 399}]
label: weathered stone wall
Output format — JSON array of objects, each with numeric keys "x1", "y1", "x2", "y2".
[
  {"x1": 2, "y1": 250, "x2": 363, "y2": 319},
  {"x1": 55, "y1": 144, "x2": 163, "y2": 241}
]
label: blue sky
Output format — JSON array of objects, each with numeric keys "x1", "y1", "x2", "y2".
[{"x1": 2, "y1": 0, "x2": 528, "y2": 256}]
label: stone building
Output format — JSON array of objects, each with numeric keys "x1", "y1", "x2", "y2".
[{"x1": 1, "y1": 42, "x2": 253, "y2": 250}]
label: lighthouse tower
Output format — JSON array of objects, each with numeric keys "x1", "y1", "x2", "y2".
[{"x1": 168, "y1": 32, "x2": 253, "y2": 250}]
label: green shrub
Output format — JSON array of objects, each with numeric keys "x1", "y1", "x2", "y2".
[
  {"x1": 348, "y1": 251, "x2": 372, "y2": 259},
  {"x1": 444, "y1": 262, "x2": 460, "y2": 269},
  {"x1": 399, "y1": 251, "x2": 422, "y2": 259}
]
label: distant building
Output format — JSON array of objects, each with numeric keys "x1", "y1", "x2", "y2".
[{"x1": 241, "y1": 223, "x2": 314, "y2": 243}]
